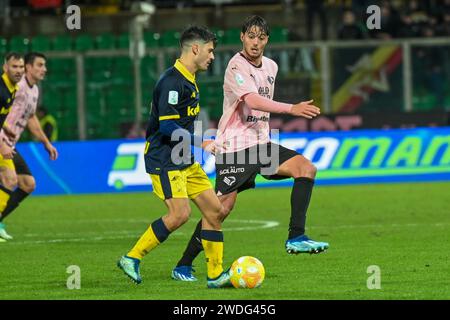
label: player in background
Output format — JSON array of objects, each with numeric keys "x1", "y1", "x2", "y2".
[
  {"x1": 0, "y1": 52, "x2": 58, "y2": 241},
  {"x1": 117, "y1": 26, "x2": 232, "y2": 288},
  {"x1": 172, "y1": 15, "x2": 329, "y2": 281},
  {"x1": 0, "y1": 52, "x2": 25, "y2": 242},
  {"x1": 36, "y1": 107, "x2": 58, "y2": 142}
]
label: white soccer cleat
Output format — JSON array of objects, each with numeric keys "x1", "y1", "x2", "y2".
[{"x1": 0, "y1": 223, "x2": 13, "y2": 240}]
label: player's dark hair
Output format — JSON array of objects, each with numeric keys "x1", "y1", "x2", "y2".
[
  {"x1": 24, "y1": 52, "x2": 47, "y2": 66},
  {"x1": 241, "y1": 15, "x2": 270, "y2": 36},
  {"x1": 4, "y1": 52, "x2": 23, "y2": 63},
  {"x1": 180, "y1": 25, "x2": 217, "y2": 49}
]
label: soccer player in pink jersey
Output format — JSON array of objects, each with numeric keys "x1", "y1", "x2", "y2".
[
  {"x1": 172, "y1": 16, "x2": 329, "y2": 281},
  {"x1": 0, "y1": 52, "x2": 58, "y2": 241}
]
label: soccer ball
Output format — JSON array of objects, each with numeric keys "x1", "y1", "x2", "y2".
[{"x1": 229, "y1": 256, "x2": 265, "y2": 288}]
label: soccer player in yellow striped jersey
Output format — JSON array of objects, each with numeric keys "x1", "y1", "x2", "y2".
[
  {"x1": 117, "y1": 26, "x2": 232, "y2": 288},
  {"x1": 0, "y1": 53, "x2": 24, "y2": 242}
]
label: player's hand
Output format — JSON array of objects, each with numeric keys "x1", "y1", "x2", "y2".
[
  {"x1": 0, "y1": 143, "x2": 15, "y2": 159},
  {"x1": 44, "y1": 142, "x2": 58, "y2": 160},
  {"x1": 289, "y1": 100, "x2": 320, "y2": 119},
  {"x1": 201, "y1": 140, "x2": 215, "y2": 155}
]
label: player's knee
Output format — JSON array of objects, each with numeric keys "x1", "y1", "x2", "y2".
[
  {"x1": 214, "y1": 204, "x2": 226, "y2": 223},
  {"x1": 3, "y1": 175, "x2": 18, "y2": 190},
  {"x1": 221, "y1": 202, "x2": 234, "y2": 220},
  {"x1": 305, "y1": 162, "x2": 317, "y2": 178},
  {"x1": 178, "y1": 206, "x2": 192, "y2": 224},
  {"x1": 295, "y1": 160, "x2": 316, "y2": 179},
  {"x1": 19, "y1": 177, "x2": 36, "y2": 193},
  {"x1": 207, "y1": 214, "x2": 222, "y2": 230},
  {"x1": 169, "y1": 205, "x2": 191, "y2": 227},
  {"x1": 219, "y1": 193, "x2": 236, "y2": 220}
]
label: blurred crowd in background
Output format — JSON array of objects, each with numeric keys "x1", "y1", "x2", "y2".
[
  {"x1": 3, "y1": 0, "x2": 450, "y2": 40},
  {"x1": 336, "y1": 0, "x2": 450, "y2": 40}
]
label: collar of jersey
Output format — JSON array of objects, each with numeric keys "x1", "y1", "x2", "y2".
[
  {"x1": 1, "y1": 73, "x2": 19, "y2": 93},
  {"x1": 174, "y1": 59, "x2": 196, "y2": 84}
]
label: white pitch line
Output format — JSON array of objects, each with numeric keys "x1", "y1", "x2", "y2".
[
  {"x1": 6, "y1": 219, "x2": 280, "y2": 245},
  {"x1": 7, "y1": 234, "x2": 140, "y2": 245},
  {"x1": 4, "y1": 221, "x2": 450, "y2": 246}
]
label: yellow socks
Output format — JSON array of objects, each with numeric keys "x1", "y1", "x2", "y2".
[
  {"x1": 0, "y1": 187, "x2": 11, "y2": 213},
  {"x1": 201, "y1": 230, "x2": 224, "y2": 279},
  {"x1": 127, "y1": 217, "x2": 170, "y2": 260}
]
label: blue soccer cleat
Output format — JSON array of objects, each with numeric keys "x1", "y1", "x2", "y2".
[
  {"x1": 117, "y1": 255, "x2": 142, "y2": 284},
  {"x1": 285, "y1": 235, "x2": 329, "y2": 254},
  {"x1": 172, "y1": 265, "x2": 198, "y2": 282},
  {"x1": 207, "y1": 269, "x2": 233, "y2": 288},
  {"x1": 0, "y1": 223, "x2": 13, "y2": 241}
]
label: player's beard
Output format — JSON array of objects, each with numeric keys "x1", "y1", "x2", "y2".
[
  {"x1": 14, "y1": 74, "x2": 22, "y2": 82},
  {"x1": 10, "y1": 72, "x2": 22, "y2": 83}
]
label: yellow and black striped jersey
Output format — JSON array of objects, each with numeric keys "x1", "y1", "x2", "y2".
[{"x1": 0, "y1": 73, "x2": 19, "y2": 128}]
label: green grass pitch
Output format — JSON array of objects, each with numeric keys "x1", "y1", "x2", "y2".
[{"x1": 1, "y1": 182, "x2": 449, "y2": 300}]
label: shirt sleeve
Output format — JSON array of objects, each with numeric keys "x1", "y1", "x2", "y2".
[
  {"x1": 4, "y1": 88, "x2": 26, "y2": 131},
  {"x1": 243, "y1": 93, "x2": 292, "y2": 114},
  {"x1": 224, "y1": 59, "x2": 259, "y2": 101},
  {"x1": 157, "y1": 76, "x2": 182, "y2": 121}
]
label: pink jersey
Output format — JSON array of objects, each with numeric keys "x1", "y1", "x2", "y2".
[
  {"x1": 0, "y1": 76, "x2": 39, "y2": 148},
  {"x1": 215, "y1": 52, "x2": 278, "y2": 154}
]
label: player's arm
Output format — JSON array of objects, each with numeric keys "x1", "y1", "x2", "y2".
[
  {"x1": 27, "y1": 114, "x2": 58, "y2": 160},
  {"x1": 0, "y1": 132, "x2": 15, "y2": 159},
  {"x1": 226, "y1": 62, "x2": 320, "y2": 119},
  {"x1": 0, "y1": 122, "x2": 15, "y2": 159},
  {"x1": 0, "y1": 90, "x2": 24, "y2": 159},
  {"x1": 3, "y1": 87, "x2": 25, "y2": 138},
  {"x1": 243, "y1": 94, "x2": 321, "y2": 119}
]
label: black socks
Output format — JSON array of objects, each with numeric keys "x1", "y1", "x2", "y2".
[
  {"x1": 176, "y1": 220, "x2": 203, "y2": 267},
  {"x1": 288, "y1": 177, "x2": 315, "y2": 239}
]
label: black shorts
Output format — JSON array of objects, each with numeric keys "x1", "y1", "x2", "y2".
[
  {"x1": 215, "y1": 142, "x2": 299, "y2": 195},
  {"x1": 13, "y1": 151, "x2": 32, "y2": 176}
]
